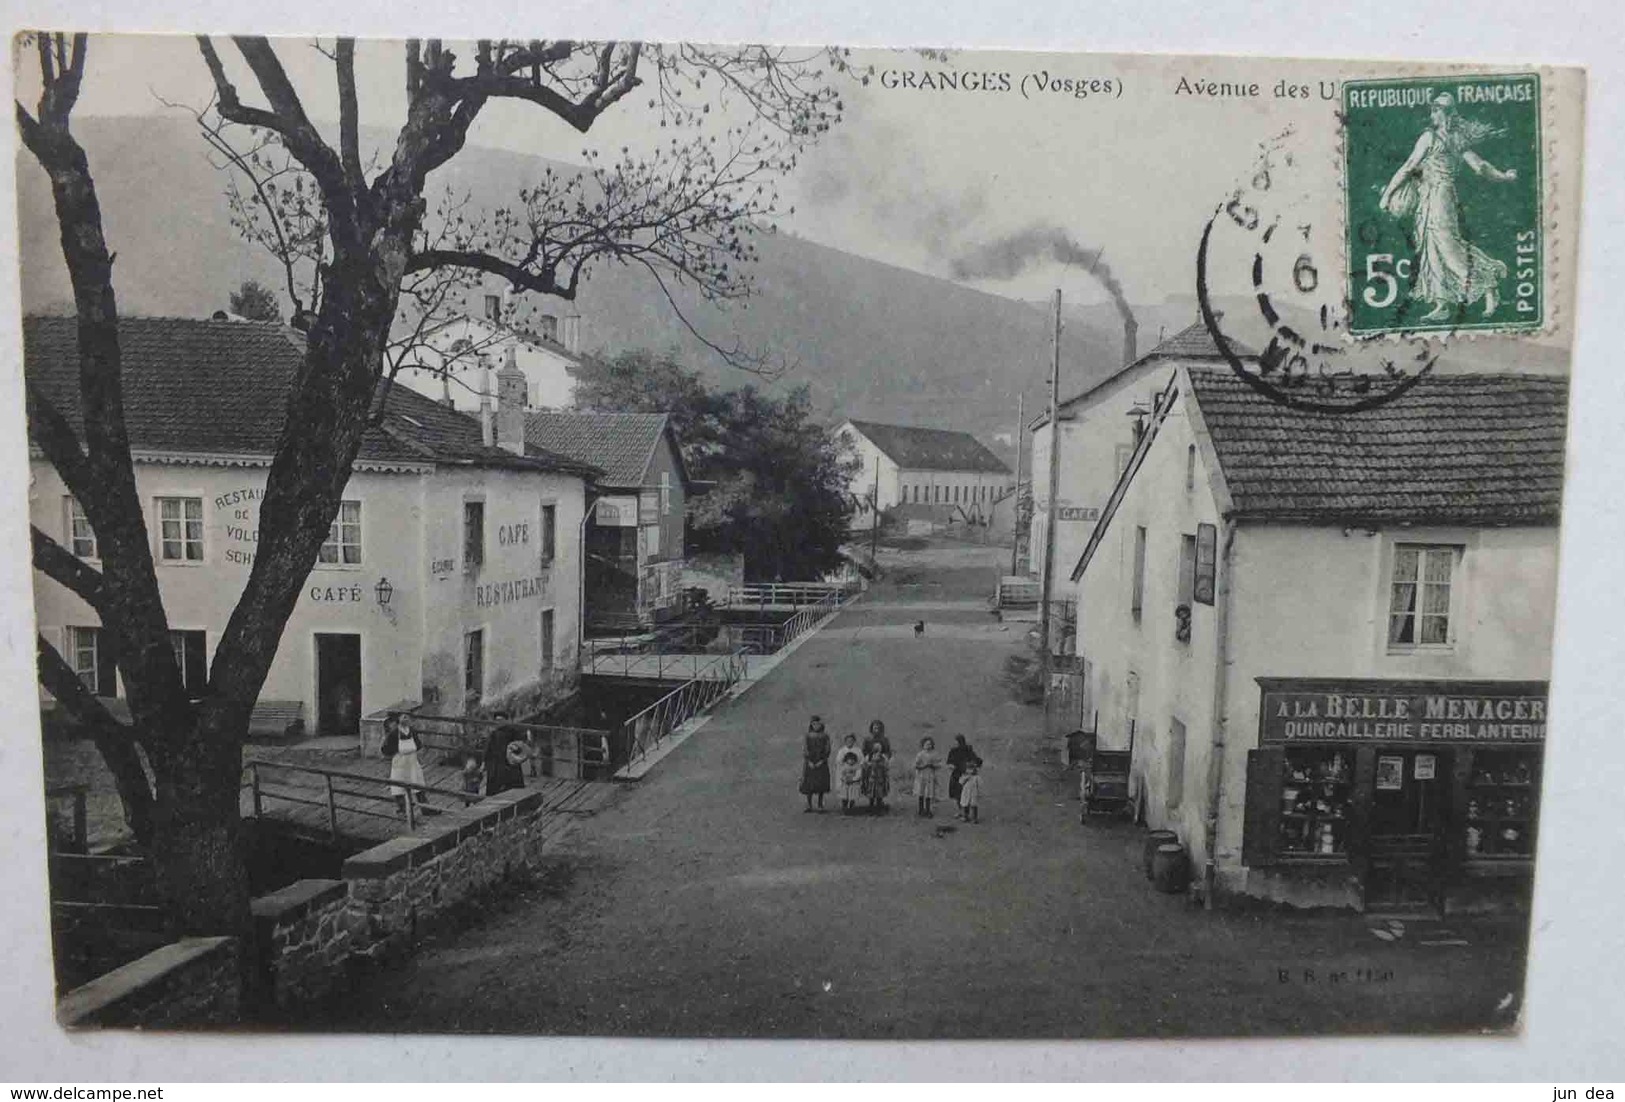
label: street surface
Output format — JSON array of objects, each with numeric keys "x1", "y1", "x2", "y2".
[{"x1": 324, "y1": 539, "x2": 1529, "y2": 1039}]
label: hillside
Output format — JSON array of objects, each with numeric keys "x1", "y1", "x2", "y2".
[{"x1": 17, "y1": 116, "x2": 1566, "y2": 464}]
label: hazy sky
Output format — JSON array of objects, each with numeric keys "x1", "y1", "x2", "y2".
[{"x1": 12, "y1": 36, "x2": 1582, "y2": 338}]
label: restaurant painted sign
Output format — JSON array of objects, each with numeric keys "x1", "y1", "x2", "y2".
[
  {"x1": 1256, "y1": 678, "x2": 1548, "y2": 744},
  {"x1": 593, "y1": 496, "x2": 639, "y2": 527}
]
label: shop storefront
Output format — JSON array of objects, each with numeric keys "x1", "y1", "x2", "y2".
[{"x1": 1242, "y1": 678, "x2": 1546, "y2": 914}]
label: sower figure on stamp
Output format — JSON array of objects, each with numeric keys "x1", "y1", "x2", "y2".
[{"x1": 1379, "y1": 92, "x2": 1519, "y2": 322}]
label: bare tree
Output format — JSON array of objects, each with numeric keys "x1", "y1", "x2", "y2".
[{"x1": 19, "y1": 32, "x2": 850, "y2": 937}]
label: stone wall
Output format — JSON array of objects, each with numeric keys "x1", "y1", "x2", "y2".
[
  {"x1": 57, "y1": 936, "x2": 240, "y2": 1029},
  {"x1": 253, "y1": 787, "x2": 551, "y2": 1009},
  {"x1": 58, "y1": 787, "x2": 559, "y2": 1022}
]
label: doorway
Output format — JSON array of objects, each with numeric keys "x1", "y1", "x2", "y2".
[
  {"x1": 315, "y1": 633, "x2": 362, "y2": 739},
  {"x1": 1364, "y1": 748, "x2": 1449, "y2": 913}
]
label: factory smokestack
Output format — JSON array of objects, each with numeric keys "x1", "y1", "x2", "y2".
[{"x1": 1123, "y1": 316, "x2": 1138, "y2": 367}]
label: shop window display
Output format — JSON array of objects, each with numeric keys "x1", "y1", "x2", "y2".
[
  {"x1": 1465, "y1": 749, "x2": 1539, "y2": 859},
  {"x1": 1279, "y1": 747, "x2": 1353, "y2": 856}
]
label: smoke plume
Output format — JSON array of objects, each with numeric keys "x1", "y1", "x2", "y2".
[{"x1": 951, "y1": 225, "x2": 1137, "y2": 344}]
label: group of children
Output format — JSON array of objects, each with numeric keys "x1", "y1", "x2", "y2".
[{"x1": 807, "y1": 718, "x2": 982, "y2": 822}]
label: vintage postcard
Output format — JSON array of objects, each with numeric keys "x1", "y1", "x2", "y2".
[{"x1": 12, "y1": 35, "x2": 1584, "y2": 1040}]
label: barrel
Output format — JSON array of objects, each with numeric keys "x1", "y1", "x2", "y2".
[
  {"x1": 1152, "y1": 843, "x2": 1191, "y2": 894},
  {"x1": 1142, "y1": 830, "x2": 1178, "y2": 879}
]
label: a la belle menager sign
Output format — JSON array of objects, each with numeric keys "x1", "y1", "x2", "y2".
[{"x1": 1257, "y1": 678, "x2": 1548, "y2": 744}]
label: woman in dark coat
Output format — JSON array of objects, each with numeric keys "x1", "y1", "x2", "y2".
[
  {"x1": 947, "y1": 734, "x2": 983, "y2": 803},
  {"x1": 800, "y1": 715, "x2": 832, "y2": 812},
  {"x1": 484, "y1": 712, "x2": 529, "y2": 797}
]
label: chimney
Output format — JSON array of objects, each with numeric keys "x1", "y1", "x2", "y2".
[
  {"x1": 1122, "y1": 315, "x2": 1138, "y2": 367},
  {"x1": 478, "y1": 355, "x2": 494, "y2": 447},
  {"x1": 496, "y1": 345, "x2": 527, "y2": 455}
]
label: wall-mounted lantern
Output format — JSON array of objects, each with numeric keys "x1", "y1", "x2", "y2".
[{"x1": 375, "y1": 576, "x2": 394, "y2": 608}]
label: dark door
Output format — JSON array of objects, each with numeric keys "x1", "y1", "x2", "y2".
[
  {"x1": 315, "y1": 633, "x2": 362, "y2": 739},
  {"x1": 1364, "y1": 748, "x2": 1450, "y2": 913}
]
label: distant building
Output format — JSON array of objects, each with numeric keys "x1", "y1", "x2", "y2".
[
  {"x1": 1066, "y1": 364, "x2": 1565, "y2": 914},
  {"x1": 1027, "y1": 321, "x2": 1250, "y2": 587},
  {"x1": 394, "y1": 288, "x2": 587, "y2": 414},
  {"x1": 523, "y1": 411, "x2": 690, "y2": 632},
  {"x1": 835, "y1": 419, "x2": 1013, "y2": 532},
  {"x1": 27, "y1": 316, "x2": 599, "y2": 740}
]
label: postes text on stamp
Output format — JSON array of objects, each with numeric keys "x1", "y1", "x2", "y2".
[{"x1": 1343, "y1": 73, "x2": 1542, "y2": 336}]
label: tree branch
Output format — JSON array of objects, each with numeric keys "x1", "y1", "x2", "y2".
[
  {"x1": 335, "y1": 38, "x2": 364, "y2": 188},
  {"x1": 37, "y1": 632, "x2": 155, "y2": 845},
  {"x1": 32, "y1": 526, "x2": 106, "y2": 612}
]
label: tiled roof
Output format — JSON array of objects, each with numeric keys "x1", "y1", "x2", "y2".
[
  {"x1": 23, "y1": 315, "x2": 598, "y2": 477},
  {"x1": 1186, "y1": 366, "x2": 1569, "y2": 524},
  {"x1": 844, "y1": 420, "x2": 1011, "y2": 474},
  {"x1": 522, "y1": 410, "x2": 672, "y2": 489},
  {"x1": 1056, "y1": 320, "x2": 1251, "y2": 415}
]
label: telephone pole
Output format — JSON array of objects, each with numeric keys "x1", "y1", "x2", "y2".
[
  {"x1": 869, "y1": 454, "x2": 881, "y2": 561},
  {"x1": 1038, "y1": 289, "x2": 1063, "y2": 686},
  {"x1": 1010, "y1": 392, "x2": 1024, "y2": 578}
]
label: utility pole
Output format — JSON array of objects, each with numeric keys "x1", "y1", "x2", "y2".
[
  {"x1": 1038, "y1": 289, "x2": 1063, "y2": 688},
  {"x1": 1010, "y1": 392, "x2": 1024, "y2": 578},
  {"x1": 869, "y1": 454, "x2": 881, "y2": 562}
]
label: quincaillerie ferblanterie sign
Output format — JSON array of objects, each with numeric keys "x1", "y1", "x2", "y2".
[{"x1": 1257, "y1": 678, "x2": 1548, "y2": 744}]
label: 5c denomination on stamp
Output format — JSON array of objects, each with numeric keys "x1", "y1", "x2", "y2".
[{"x1": 1343, "y1": 73, "x2": 1542, "y2": 336}]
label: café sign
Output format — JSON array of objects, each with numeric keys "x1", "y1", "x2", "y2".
[{"x1": 1257, "y1": 678, "x2": 1548, "y2": 745}]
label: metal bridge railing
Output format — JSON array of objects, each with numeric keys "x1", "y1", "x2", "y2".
[
  {"x1": 382, "y1": 711, "x2": 614, "y2": 782},
  {"x1": 242, "y1": 759, "x2": 473, "y2": 839},
  {"x1": 618, "y1": 649, "x2": 749, "y2": 770}
]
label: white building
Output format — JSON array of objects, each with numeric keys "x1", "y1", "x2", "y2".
[
  {"x1": 394, "y1": 291, "x2": 586, "y2": 414},
  {"x1": 835, "y1": 419, "x2": 1012, "y2": 532},
  {"x1": 28, "y1": 316, "x2": 600, "y2": 740},
  {"x1": 1066, "y1": 364, "x2": 1566, "y2": 915},
  {"x1": 1027, "y1": 321, "x2": 1248, "y2": 590}
]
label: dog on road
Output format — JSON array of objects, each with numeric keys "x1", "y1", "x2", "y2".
[{"x1": 913, "y1": 620, "x2": 925, "y2": 638}]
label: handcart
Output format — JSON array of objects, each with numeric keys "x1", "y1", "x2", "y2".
[{"x1": 1079, "y1": 748, "x2": 1133, "y2": 823}]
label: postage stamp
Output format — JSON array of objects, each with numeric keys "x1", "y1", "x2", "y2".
[{"x1": 1343, "y1": 72, "x2": 1544, "y2": 336}]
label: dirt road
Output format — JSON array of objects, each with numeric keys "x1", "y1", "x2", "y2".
[{"x1": 323, "y1": 540, "x2": 1528, "y2": 1039}]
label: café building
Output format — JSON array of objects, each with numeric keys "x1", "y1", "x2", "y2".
[
  {"x1": 1066, "y1": 363, "x2": 1567, "y2": 913},
  {"x1": 27, "y1": 316, "x2": 599, "y2": 741}
]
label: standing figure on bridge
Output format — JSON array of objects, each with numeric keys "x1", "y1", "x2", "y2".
[
  {"x1": 800, "y1": 715, "x2": 831, "y2": 813},
  {"x1": 385, "y1": 714, "x2": 430, "y2": 818},
  {"x1": 484, "y1": 712, "x2": 529, "y2": 797}
]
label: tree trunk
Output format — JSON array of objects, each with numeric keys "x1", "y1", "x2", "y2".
[{"x1": 143, "y1": 718, "x2": 251, "y2": 938}]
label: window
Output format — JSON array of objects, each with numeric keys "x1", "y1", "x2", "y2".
[
  {"x1": 541, "y1": 504, "x2": 557, "y2": 563},
  {"x1": 68, "y1": 626, "x2": 117, "y2": 696},
  {"x1": 541, "y1": 609, "x2": 556, "y2": 670},
  {"x1": 1186, "y1": 445, "x2": 1197, "y2": 492},
  {"x1": 463, "y1": 501, "x2": 485, "y2": 571},
  {"x1": 1279, "y1": 747, "x2": 1353, "y2": 856},
  {"x1": 65, "y1": 497, "x2": 97, "y2": 559},
  {"x1": 644, "y1": 524, "x2": 661, "y2": 558},
  {"x1": 912, "y1": 485, "x2": 920, "y2": 504},
  {"x1": 659, "y1": 471, "x2": 672, "y2": 514},
  {"x1": 1465, "y1": 749, "x2": 1540, "y2": 859},
  {"x1": 319, "y1": 501, "x2": 362, "y2": 565},
  {"x1": 169, "y1": 630, "x2": 207, "y2": 698},
  {"x1": 464, "y1": 629, "x2": 485, "y2": 702},
  {"x1": 1176, "y1": 534, "x2": 1196, "y2": 643},
  {"x1": 1131, "y1": 525, "x2": 1147, "y2": 623},
  {"x1": 1166, "y1": 718, "x2": 1187, "y2": 811},
  {"x1": 1388, "y1": 544, "x2": 1457, "y2": 647},
  {"x1": 1116, "y1": 443, "x2": 1134, "y2": 475},
  {"x1": 483, "y1": 294, "x2": 501, "y2": 322},
  {"x1": 156, "y1": 497, "x2": 204, "y2": 562}
]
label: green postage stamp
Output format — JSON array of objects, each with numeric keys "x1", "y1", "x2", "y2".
[{"x1": 1343, "y1": 73, "x2": 1543, "y2": 336}]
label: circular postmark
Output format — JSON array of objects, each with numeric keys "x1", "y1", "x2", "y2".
[{"x1": 1197, "y1": 130, "x2": 1439, "y2": 414}]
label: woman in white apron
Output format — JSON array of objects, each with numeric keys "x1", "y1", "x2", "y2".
[{"x1": 387, "y1": 715, "x2": 429, "y2": 817}]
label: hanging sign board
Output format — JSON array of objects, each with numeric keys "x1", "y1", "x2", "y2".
[
  {"x1": 1056, "y1": 506, "x2": 1100, "y2": 522},
  {"x1": 593, "y1": 496, "x2": 639, "y2": 527},
  {"x1": 1414, "y1": 754, "x2": 1437, "y2": 780}
]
